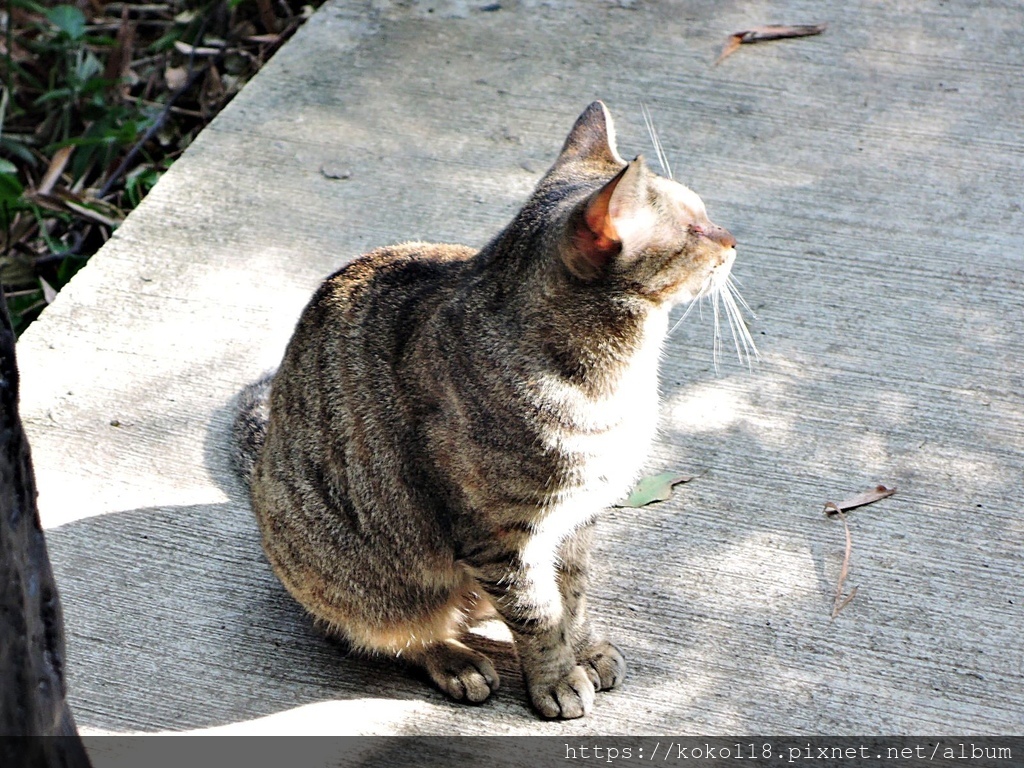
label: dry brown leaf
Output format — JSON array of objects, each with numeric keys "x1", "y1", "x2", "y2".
[
  {"x1": 716, "y1": 23, "x2": 827, "y2": 65},
  {"x1": 25, "y1": 194, "x2": 67, "y2": 215},
  {"x1": 61, "y1": 201, "x2": 122, "y2": 228},
  {"x1": 0, "y1": 214, "x2": 38, "y2": 257},
  {"x1": 716, "y1": 35, "x2": 743, "y2": 64},
  {"x1": 37, "y1": 146, "x2": 75, "y2": 196},
  {"x1": 824, "y1": 484, "x2": 896, "y2": 517},
  {"x1": 51, "y1": 191, "x2": 125, "y2": 228},
  {"x1": 736, "y1": 24, "x2": 828, "y2": 43}
]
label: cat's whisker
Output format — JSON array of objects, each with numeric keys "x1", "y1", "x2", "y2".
[
  {"x1": 667, "y1": 310, "x2": 687, "y2": 337},
  {"x1": 641, "y1": 103, "x2": 673, "y2": 180},
  {"x1": 721, "y1": 279, "x2": 759, "y2": 369},
  {"x1": 721, "y1": 286, "x2": 746, "y2": 367},
  {"x1": 726, "y1": 274, "x2": 756, "y2": 316},
  {"x1": 668, "y1": 273, "x2": 714, "y2": 336},
  {"x1": 673, "y1": 265, "x2": 758, "y2": 372},
  {"x1": 711, "y1": 288, "x2": 723, "y2": 373},
  {"x1": 729, "y1": 282, "x2": 759, "y2": 360}
]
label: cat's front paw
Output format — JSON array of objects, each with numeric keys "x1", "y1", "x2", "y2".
[
  {"x1": 579, "y1": 639, "x2": 626, "y2": 691},
  {"x1": 528, "y1": 665, "x2": 595, "y2": 719}
]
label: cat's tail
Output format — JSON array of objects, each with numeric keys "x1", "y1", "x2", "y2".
[{"x1": 231, "y1": 372, "x2": 274, "y2": 486}]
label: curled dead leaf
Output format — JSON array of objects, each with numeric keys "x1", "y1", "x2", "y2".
[{"x1": 716, "y1": 23, "x2": 827, "y2": 65}]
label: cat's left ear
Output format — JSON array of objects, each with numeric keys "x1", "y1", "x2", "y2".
[
  {"x1": 567, "y1": 156, "x2": 651, "y2": 280},
  {"x1": 557, "y1": 101, "x2": 626, "y2": 167}
]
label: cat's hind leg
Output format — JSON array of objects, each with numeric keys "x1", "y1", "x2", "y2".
[
  {"x1": 406, "y1": 588, "x2": 501, "y2": 703},
  {"x1": 340, "y1": 584, "x2": 502, "y2": 705},
  {"x1": 408, "y1": 638, "x2": 500, "y2": 704}
]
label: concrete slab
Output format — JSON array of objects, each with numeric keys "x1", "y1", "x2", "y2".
[{"x1": 15, "y1": 0, "x2": 1023, "y2": 737}]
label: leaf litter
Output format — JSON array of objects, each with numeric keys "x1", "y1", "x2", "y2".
[
  {"x1": 716, "y1": 23, "x2": 827, "y2": 65},
  {"x1": 824, "y1": 484, "x2": 896, "y2": 619},
  {"x1": 1, "y1": 0, "x2": 324, "y2": 334}
]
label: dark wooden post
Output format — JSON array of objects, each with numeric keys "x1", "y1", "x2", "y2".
[{"x1": 0, "y1": 295, "x2": 91, "y2": 767}]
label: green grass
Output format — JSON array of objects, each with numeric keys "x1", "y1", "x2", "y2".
[{"x1": 1, "y1": 0, "x2": 321, "y2": 334}]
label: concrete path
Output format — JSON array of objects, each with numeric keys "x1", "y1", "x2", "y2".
[{"x1": 16, "y1": 0, "x2": 1022, "y2": 737}]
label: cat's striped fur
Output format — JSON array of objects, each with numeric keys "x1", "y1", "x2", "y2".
[{"x1": 232, "y1": 102, "x2": 739, "y2": 718}]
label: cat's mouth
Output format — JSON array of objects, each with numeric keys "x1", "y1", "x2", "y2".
[{"x1": 716, "y1": 245, "x2": 737, "y2": 273}]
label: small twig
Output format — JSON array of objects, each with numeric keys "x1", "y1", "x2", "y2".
[
  {"x1": 830, "y1": 511, "x2": 857, "y2": 619},
  {"x1": 1, "y1": 200, "x2": 12, "y2": 262},
  {"x1": 0, "y1": 86, "x2": 9, "y2": 144},
  {"x1": 127, "y1": 53, "x2": 168, "y2": 69},
  {"x1": 121, "y1": 93, "x2": 205, "y2": 119},
  {"x1": 1, "y1": 288, "x2": 45, "y2": 299},
  {"x1": 823, "y1": 484, "x2": 894, "y2": 619},
  {"x1": 103, "y1": 3, "x2": 175, "y2": 16},
  {"x1": 35, "y1": 249, "x2": 88, "y2": 268}
]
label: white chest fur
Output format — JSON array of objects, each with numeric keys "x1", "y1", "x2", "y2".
[{"x1": 538, "y1": 309, "x2": 667, "y2": 523}]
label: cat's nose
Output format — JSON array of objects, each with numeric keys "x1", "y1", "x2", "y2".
[
  {"x1": 692, "y1": 223, "x2": 736, "y2": 249},
  {"x1": 707, "y1": 223, "x2": 736, "y2": 249}
]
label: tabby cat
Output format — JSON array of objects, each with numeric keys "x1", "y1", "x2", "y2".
[{"x1": 233, "y1": 101, "x2": 743, "y2": 719}]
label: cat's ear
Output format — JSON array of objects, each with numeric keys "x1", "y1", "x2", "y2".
[
  {"x1": 557, "y1": 101, "x2": 626, "y2": 167},
  {"x1": 567, "y1": 156, "x2": 651, "y2": 280}
]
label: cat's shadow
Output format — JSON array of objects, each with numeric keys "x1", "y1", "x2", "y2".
[
  {"x1": 44, "y1": 400, "x2": 531, "y2": 733},
  {"x1": 49, "y1": 494, "x2": 536, "y2": 732}
]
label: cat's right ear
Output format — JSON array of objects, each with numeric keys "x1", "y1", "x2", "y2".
[
  {"x1": 557, "y1": 101, "x2": 626, "y2": 167},
  {"x1": 566, "y1": 157, "x2": 650, "y2": 280}
]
